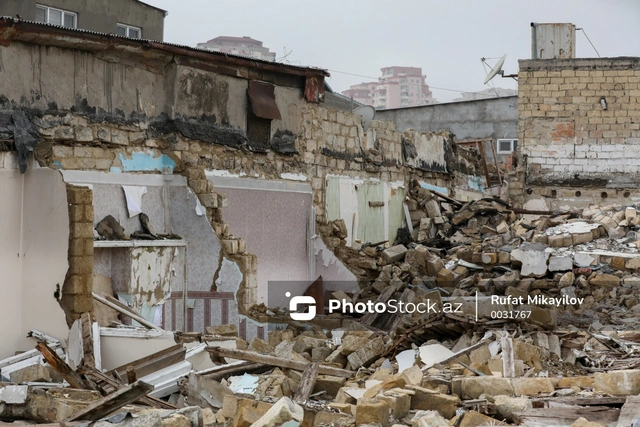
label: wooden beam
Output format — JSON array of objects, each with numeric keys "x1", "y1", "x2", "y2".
[
  {"x1": 207, "y1": 347, "x2": 354, "y2": 378},
  {"x1": 199, "y1": 362, "x2": 268, "y2": 382},
  {"x1": 477, "y1": 140, "x2": 492, "y2": 189},
  {"x1": 63, "y1": 380, "x2": 154, "y2": 422},
  {"x1": 293, "y1": 362, "x2": 319, "y2": 404},
  {"x1": 429, "y1": 189, "x2": 464, "y2": 208},
  {"x1": 80, "y1": 313, "x2": 95, "y2": 369},
  {"x1": 78, "y1": 366, "x2": 175, "y2": 410},
  {"x1": 92, "y1": 292, "x2": 159, "y2": 330},
  {"x1": 513, "y1": 407, "x2": 620, "y2": 426},
  {"x1": 35, "y1": 342, "x2": 95, "y2": 391},
  {"x1": 126, "y1": 366, "x2": 137, "y2": 385},
  {"x1": 107, "y1": 344, "x2": 186, "y2": 379},
  {"x1": 488, "y1": 139, "x2": 503, "y2": 185}
]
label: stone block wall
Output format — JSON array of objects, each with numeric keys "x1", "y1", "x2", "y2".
[
  {"x1": 7, "y1": 100, "x2": 485, "y2": 322},
  {"x1": 60, "y1": 184, "x2": 94, "y2": 326},
  {"x1": 511, "y1": 57, "x2": 640, "y2": 207}
]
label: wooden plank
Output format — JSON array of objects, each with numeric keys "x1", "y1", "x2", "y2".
[
  {"x1": 126, "y1": 366, "x2": 137, "y2": 385},
  {"x1": 477, "y1": 140, "x2": 492, "y2": 189},
  {"x1": 545, "y1": 397, "x2": 626, "y2": 407},
  {"x1": 63, "y1": 380, "x2": 154, "y2": 422},
  {"x1": 502, "y1": 336, "x2": 515, "y2": 378},
  {"x1": 616, "y1": 395, "x2": 640, "y2": 427},
  {"x1": 35, "y1": 342, "x2": 95, "y2": 391},
  {"x1": 207, "y1": 347, "x2": 354, "y2": 378},
  {"x1": 488, "y1": 139, "x2": 503, "y2": 184},
  {"x1": 78, "y1": 366, "x2": 175, "y2": 410},
  {"x1": 81, "y1": 313, "x2": 95, "y2": 369},
  {"x1": 293, "y1": 362, "x2": 319, "y2": 404},
  {"x1": 200, "y1": 362, "x2": 268, "y2": 382},
  {"x1": 107, "y1": 344, "x2": 186, "y2": 379},
  {"x1": 92, "y1": 292, "x2": 159, "y2": 330},
  {"x1": 514, "y1": 407, "x2": 620, "y2": 426}
]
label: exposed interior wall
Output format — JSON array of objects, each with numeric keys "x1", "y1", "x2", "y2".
[
  {"x1": 0, "y1": 153, "x2": 69, "y2": 357},
  {"x1": 0, "y1": 36, "x2": 489, "y2": 336},
  {"x1": 209, "y1": 175, "x2": 313, "y2": 306},
  {"x1": 325, "y1": 176, "x2": 406, "y2": 248},
  {"x1": 61, "y1": 171, "x2": 228, "y2": 334},
  {"x1": 510, "y1": 57, "x2": 640, "y2": 208}
]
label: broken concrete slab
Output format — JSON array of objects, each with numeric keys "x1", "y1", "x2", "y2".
[
  {"x1": 510, "y1": 243, "x2": 550, "y2": 277},
  {"x1": 549, "y1": 255, "x2": 573, "y2": 272}
]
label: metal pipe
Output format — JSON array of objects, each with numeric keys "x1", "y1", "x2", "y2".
[{"x1": 531, "y1": 22, "x2": 538, "y2": 59}]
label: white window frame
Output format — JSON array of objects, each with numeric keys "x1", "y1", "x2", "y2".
[
  {"x1": 497, "y1": 138, "x2": 518, "y2": 154},
  {"x1": 36, "y1": 4, "x2": 77, "y2": 28},
  {"x1": 117, "y1": 23, "x2": 142, "y2": 39}
]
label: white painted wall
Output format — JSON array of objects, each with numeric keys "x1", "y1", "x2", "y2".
[{"x1": 0, "y1": 154, "x2": 70, "y2": 357}]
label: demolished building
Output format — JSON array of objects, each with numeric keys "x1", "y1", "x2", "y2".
[
  {"x1": 3, "y1": 15, "x2": 640, "y2": 427},
  {"x1": 0, "y1": 16, "x2": 487, "y2": 353}
]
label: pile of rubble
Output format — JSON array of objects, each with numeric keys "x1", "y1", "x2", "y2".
[{"x1": 6, "y1": 184, "x2": 640, "y2": 427}]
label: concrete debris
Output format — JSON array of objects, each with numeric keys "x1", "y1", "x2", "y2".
[{"x1": 6, "y1": 188, "x2": 640, "y2": 427}]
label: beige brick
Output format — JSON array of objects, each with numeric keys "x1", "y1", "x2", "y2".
[{"x1": 53, "y1": 145, "x2": 73, "y2": 158}]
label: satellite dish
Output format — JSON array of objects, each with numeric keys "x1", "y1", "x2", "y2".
[
  {"x1": 483, "y1": 54, "x2": 507, "y2": 85},
  {"x1": 353, "y1": 105, "x2": 376, "y2": 131}
]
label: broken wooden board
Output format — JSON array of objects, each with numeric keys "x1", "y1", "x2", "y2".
[
  {"x1": 107, "y1": 344, "x2": 186, "y2": 379},
  {"x1": 514, "y1": 406, "x2": 620, "y2": 427},
  {"x1": 63, "y1": 380, "x2": 154, "y2": 422},
  {"x1": 80, "y1": 313, "x2": 95, "y2": 369},
  {"x1": 207, "y1": 347, "x2": 354, "y2": 378},
  {"x1": 35, "y1": 342, "x2": 95, "y2": 391},
  {"x1": 616, "y1": 395, "x2": 640, "y2": 427},
  {"x1": 198, "y1": 361, "x2": 268, "y2": 382},
  {"x1": 92, "y1": 293, "x2": 159, "y2": 330},
  {"x1": 79, "y1": 365, "x2": 175, "y2": 410},
  {"x1": 293, "y1": 362, "x2": 319, "y2": 404}
]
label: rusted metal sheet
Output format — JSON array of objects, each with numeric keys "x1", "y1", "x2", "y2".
[
  {"x1": 531, "y1": 23, "x2": 575, "y2": 59},
  {"x1": 304, "y1": 76, "x2": 325, "y2": 103},
  {"x1": 247, "y1": 81, "x2": 282, "y2": 120}
]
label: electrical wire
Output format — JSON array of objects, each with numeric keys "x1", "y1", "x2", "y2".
[{"x1": 577, "y1": 27, "x2": 601, "y2": 58}]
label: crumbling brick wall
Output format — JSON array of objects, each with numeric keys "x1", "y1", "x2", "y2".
[
  {"x1": 13, "y1": 102, "x2": 484, "y2": 321},
  {"x1": 60, "y1": 184, "x2": 94, "y2": 326},
  {"x1": 511, "y1": 57, "x2": 640, "y2": 207}
]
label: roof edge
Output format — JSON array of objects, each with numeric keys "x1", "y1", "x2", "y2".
[{"x1": 0, "y1": 17, "x2": 329, "y2": 79}]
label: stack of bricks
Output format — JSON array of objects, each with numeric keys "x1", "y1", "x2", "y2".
[
  {"x1": 60, "y1": 184, "x2": 94, "y2": 326},
  {"x1": 516, "y1": 58, "x2": 640, "y2": 191}
]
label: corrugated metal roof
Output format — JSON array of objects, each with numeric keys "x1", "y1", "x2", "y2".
[{"x1": 0, "y1": 16, "x2": 329, "y2": 76}]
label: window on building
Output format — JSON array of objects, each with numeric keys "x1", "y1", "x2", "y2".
[
  {"x1": 497, "y1": 139, "x2": 518, "y2": 154},
  {"x1": 35, "y1": 4, "x2": 77, "y2": 28},
  {"x1": 117, "y1": 24, "x2": 142, "y2": 39},
  {"x1": 246, "y1": 81, "x2": 281, "y2": 152}
]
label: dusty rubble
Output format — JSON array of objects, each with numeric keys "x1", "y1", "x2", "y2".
[{"x1": 5, "y1": 184, "x2": 640, "y2": 426}]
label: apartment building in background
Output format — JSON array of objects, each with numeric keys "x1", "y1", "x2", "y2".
[
  {"x1": 0, "y1": 0, "x2": 166, "y2": 40},
  {"x1": 342, "y1": 66, "x2": 434, "y2": 109},
  {"x1": 197, "y1": 36, "x2": 277, "y2": 62}
]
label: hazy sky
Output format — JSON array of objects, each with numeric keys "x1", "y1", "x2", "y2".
[{"x1": 144, "y1": 0, "x2": 640, "y2": 102}]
